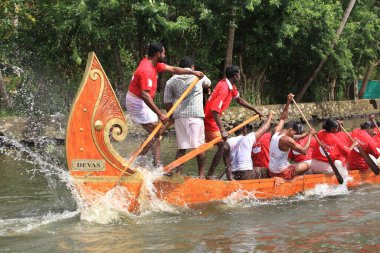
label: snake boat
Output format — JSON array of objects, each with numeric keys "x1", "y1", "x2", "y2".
[{"x1": 66, "y1": 52, "x2": 380, "y2": 212}]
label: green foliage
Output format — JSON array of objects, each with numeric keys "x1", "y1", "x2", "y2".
[{"x1": 0, "y1": 0, "x2": 379, "y2": 117}]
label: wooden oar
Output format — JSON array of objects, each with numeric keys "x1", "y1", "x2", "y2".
[
  {"x1": 371, "y1": 117, "x2": 380, "y2": 133},
  {"x1": 163, "y1": 114, "x2": 260, "y2": 173},
  {"x1": 339, "y1": 124, "x2": 379, "y2": 175},
  {"x1": 292, "y1": 98, "x2": 344, "y2": 184},
  {"x1": 111, "y1": 77, "x2": 200, "y2": 188}
]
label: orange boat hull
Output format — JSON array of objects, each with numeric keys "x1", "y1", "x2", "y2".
[{"x1": 66, "y1": 52, "x2": 380, "y2": 212}]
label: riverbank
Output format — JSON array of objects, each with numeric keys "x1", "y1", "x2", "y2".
[{"x1": 1, "y1": 99, "x2": 379, "y2": 144}]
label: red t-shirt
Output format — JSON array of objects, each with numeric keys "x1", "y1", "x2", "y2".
[
  {"x1": 288, "y1": 136, "x2": 316, "y2": 163},
  {"x1": 311, "y1": 130, "x2": 350, "y2": 164},
  {"x1": 348, "y1": 128, "x2": 380, "y2": 170},
  {"x1": 335, "y1": 131, "x2": 352, "y2": 147},
  {"x1": 373, "y1": 128, "x2": 380, "y2": 145},
  {"x1": 128, "y1": 58, "x2": 166, "y2": 98},
  {"x1": 251, "y1": 132, "x2": 271, "y2": 168},
  {"x1": 204, "y1": 79, "x2": 239, "y2": 132}
]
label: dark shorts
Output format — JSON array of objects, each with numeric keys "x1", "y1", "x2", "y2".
[{"x1": 232, "y1": 167, "x2": 270, "y2": 180}]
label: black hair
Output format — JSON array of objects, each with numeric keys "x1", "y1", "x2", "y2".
[
  {"x1": 225, "y1": 65, "x2": 240, "y2": 78},
  {"x1": 360, "y1": 121, "x2": 375, "y2": 130},
  {"x1": 179, "y1": 56, "x2": 194, "y2": 68},
  {"x1": 322, "y1": 118, "x2": 339, "y2": 132},
  {"x1": 283, "y1": 121, "x2": 304, "y2": 134},
  {"x1": 147, "y1": 42, "x2": 164, "y2": 57}
]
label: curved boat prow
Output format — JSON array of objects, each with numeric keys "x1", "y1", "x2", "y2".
[{"x1": 66, "y1": 52, "x2": 142, "y2": 210}]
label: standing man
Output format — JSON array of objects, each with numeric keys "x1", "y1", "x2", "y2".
[
  {"x1": 163, "y1": 56, "x2": 211, "y2": 178},
  {"x1": 126, "y1": 42, "x2": 203, "y2": 167},
  {"x1": 204, "y1": 65, "x2": 263, "y2": 179},
  {"x1": 268, "y1": 94, "x2": 316, "y2": 179}
]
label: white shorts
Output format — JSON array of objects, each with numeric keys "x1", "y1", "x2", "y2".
[
  {"x1": 125, "y1": 92, "x2": 158, "y2": 124},
  {"x1": 310, "y1": 159, "x2": 348, "y2": 178},
  {"x1": 174, "y1": 117, "x2": 205, "y2": 149}
]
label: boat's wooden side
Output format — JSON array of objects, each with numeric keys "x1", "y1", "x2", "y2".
[
  {"x1": 154, "y1": 170, "x2": 379, "y2": 206},
  {"x1": 66, "y1": 52, "x2": 380, "y2": 212}
]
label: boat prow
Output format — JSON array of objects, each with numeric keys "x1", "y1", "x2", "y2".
[{"x1": 66, "y1": 52, "x2": 142, "y2": 211}]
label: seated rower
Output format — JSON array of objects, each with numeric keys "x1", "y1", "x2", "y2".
[
  {"x1": 288, "y1": 122, "x2": 316, "y2": 169},
  {"x1": 268, "y1": 94, "x2": 316, "y2": 180},
  {"x1": 227, "y1": 112, "x2": 273, "y2": 180},
  {"x1": 309, "y1": 118, "x2": 356, "y2": 175},
  {"x1": 348, "y1": 121, "x2": 380, "y2": 171},
  {"x1": 251, "y1": 121, "x2": 275, "y2": 179}
]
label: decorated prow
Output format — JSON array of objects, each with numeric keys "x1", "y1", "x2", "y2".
[{"x1": 66, "y1": 52, "x2": 142, "y2": 209}]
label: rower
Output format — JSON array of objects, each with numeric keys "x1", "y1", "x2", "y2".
[
  {"x1": 227, "y1": 112, "x2": 273, "y2": 180},
  {"x1": 204, "y1": 65, "x2": 263, "y2": 179},
  {"x1": 348, "y1": 121, "x2": 380, "y2": 171},
  {"x1": 288, "y1": 122, "x2": 317, "y2": 170},
  {"x1": 125, "y1": 42, "x2": 203, "y2": 167},
  {"x1": 309, "y1": 118, "x2": 356, "y2": 175},
  {"x1": 251, "y1": 121, "x2": 275, "y2": 179},
  {"x1": 268, "y1": 94, "x2": 316, "y2": 180}
]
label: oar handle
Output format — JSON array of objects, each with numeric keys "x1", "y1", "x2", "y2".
[
  {"x1": 371, "y1": 117, "x2": 380, "y2": 133},
  {"x1": 291, "y1": 98, "x2": 313, "y2": 129},
  {"x1": 339, "y1": 123, "x2": 355, "y2": 143}
]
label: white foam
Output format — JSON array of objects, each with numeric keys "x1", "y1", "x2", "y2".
[{"x1": 0, "y1": 210, "x2": 79, "y2": 235}]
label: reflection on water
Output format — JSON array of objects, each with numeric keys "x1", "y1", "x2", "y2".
[{"x1": 1, "y1": 117, "x2": 380, "y2": 252}]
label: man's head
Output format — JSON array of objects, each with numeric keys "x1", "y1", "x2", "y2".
[
  {"x1": 148, "y1": 42, "x2": 166, "y2": 62},
  {"x1": 179, "y1": 56, "x2": 194, "y2": 70},
  {"x1": 322, "y1": 118, "x2": 339, "y2": 133},
  {"x1": 360, "y1": 121, "x2": 376, "y2": 136},
  {"x1": 225, "y1": 65, "x2": 240, "y2": 83},
  {"x1": 233, "y1": 121, "x2": 248, "y2": 136},
  {"x1": 283, "y1": 121, "x2": 303, "y2": 137}
]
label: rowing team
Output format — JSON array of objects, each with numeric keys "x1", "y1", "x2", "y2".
[{"x1": 124, "y1": 42, "x2": 379, "y2": 181}]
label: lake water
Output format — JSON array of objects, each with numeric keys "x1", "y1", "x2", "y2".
[{"x1": 1, "y1": 116, "x2": 380, "y2": 252}]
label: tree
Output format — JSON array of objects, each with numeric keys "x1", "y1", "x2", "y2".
[{"x1": 295, "y1": 0, "x2": 357, "y2": 102}]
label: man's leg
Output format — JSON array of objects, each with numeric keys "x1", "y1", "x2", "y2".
[
  {"x1": 174, "y1": 149, "x2": 187, "y2": 173},
  {"x1": 141, "y1": 123, "x2": 161, "y2": 167},
  {"x1": 222, "y1": 142, "x2": 233, "y2": 180},
  {"x1": 206, "y1": 142, "x2": 224, "y2": 179},
  {"x1": 295, "y1": 162, "x2": 310, "y2": 175},
  {"x1": 196, "y1": 152, "x2": 206, "y2": 178}
]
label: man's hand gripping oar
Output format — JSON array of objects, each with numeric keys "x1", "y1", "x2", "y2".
[{"x1": 292, "y1": 98, "x2": 344, "y2": 184}]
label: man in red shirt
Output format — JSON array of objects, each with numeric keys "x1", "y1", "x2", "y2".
[
  {"x1": 126, "y1": 42, "x2": 203, "y2": 167},
  {"x1": 204, "y1": 65, "x2": 263, "y2": 179},
  {"x1": 348, "y1": 121, "x2": 380, "y2": 171}
]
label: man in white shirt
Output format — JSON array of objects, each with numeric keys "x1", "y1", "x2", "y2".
[{"x1": 226, "y1": 112, "x2": 273, "y2": 180}]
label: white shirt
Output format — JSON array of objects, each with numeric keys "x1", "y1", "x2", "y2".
[
  {"x1": 269, "y1": 132, "x2": 290, "y2": 173},
  {"x1": 227, "y1": 132, "x2": 256, "y2": 172}
]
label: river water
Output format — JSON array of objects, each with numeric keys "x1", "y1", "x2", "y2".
[{"x1": 1, "y1": 117, "x2": 380, "y2": 252}]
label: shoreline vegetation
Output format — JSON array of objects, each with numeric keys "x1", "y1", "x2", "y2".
[{"x1": 0, "y1": 1, "x2": 379, "y2": 118}]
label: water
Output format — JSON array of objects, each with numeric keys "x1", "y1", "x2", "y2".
[{"x1": 1, "y1": 117, "x2": 380, "y2": 252}]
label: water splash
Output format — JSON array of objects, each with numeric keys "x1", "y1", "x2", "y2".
[
  {"x1": 0, "y1": 210, "x2": 79, "y2": 236},
  {"x1": 77, "y1": 165, "x2": 180, "y2": 224},
  {"x1": 223, "y1": 189, "x2": 259, "y2": 207}
]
